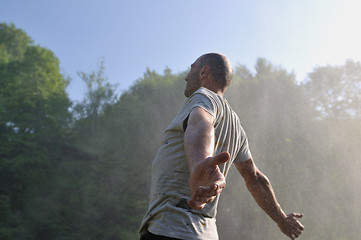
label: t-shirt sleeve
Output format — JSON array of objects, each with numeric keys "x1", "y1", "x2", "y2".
[
  {"x1": 187, "y1": 92, "x2": 216, "y2": 119},
  {"x1": 233, "y1": 128, "x2": 253, "y2": 163}
]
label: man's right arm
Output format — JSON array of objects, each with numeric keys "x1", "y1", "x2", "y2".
[
  {"x1": 184, "y1": 107, "x2": 229, "y2": 210},
  {"x1": 235, "y1": 159, "x2": 304, "y2": 239}
]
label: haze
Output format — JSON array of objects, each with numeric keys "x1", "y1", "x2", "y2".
[{"x1": 1, "y1": 1, "x2": 361, "y2": 239}]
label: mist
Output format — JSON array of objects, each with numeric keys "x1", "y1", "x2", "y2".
[
  {"x1": 1, "y1": 23, "x2": 361, "y2": 239},
  {"x1": 67, "y1": 59, "x2": 361, "y2": 239},
  {"x1": 216, "y1": 59, "x2": 361, "y2": 239}
]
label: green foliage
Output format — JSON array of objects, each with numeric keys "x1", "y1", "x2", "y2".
[
  {"x1": 75, "y1": 68, "x2": 187, "y2": 238},
  {"x1": 304, "y1": 59, "x2": 361, "y2": 119},
  {"x1": 0, "y1": 23, "x2": 71, "y2": 239},
  {"x1": 0, "y1": 23, "x2": 31, "y2": 64},
  {"x1": 71, "y1": 60, "x2": 119, "y2": 151},
  {"x1": 1, "y1": 22, "x2": 361, "y2": 240},
  {"x1": 73, "y1": 59, "x2": 118, "y2": 121}
]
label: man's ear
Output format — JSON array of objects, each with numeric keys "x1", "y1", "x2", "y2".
[{"x1": 199, "y1": 65, "x2": 210, "y2": 79}]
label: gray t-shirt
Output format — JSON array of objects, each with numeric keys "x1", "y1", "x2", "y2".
[{"x1": 139, "y1": 88, "x2": 252, "y2": 240}]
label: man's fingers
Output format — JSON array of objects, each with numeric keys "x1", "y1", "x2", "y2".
[
  {"x1": 297, "y1": 222, "x2": 305, "y2": 231},
  {"x1": 187, "y1": 199, "x2": 206, "y2": 210},
  {"x1": 211, "y1": 182, "x2": 226, "y2": 195},
  {"x1": 215, "y1": 181, "x2": 226, "y2": 190},
  {"x1": 210, "y1": 152, "x2": 230, "y2": 166},
  {"x1": 189, "y1": 185, "x2": 222, "y2": 209},
  {"x1": 279, "y1": 212, "x2": 305, "y2": 239},
  {"x1": 198, "y1": 183, "x2": 225, "y2": 196},
  {"x1": 289, "y1": 212, "x2": 305, "y2": 230},
  {"x1": 290, "y1": 212, "x2": 303, "y2": 219},
  {"x1": 194, "y1": 195, "x2": 217, "y2": 204},
  {"x1": 187, "y1": 152, "x2": 230, "y2": 211}
]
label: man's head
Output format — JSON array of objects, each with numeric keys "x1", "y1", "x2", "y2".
[{"x1": 184, "y1": 53, "x2": 233, "y2": 97}]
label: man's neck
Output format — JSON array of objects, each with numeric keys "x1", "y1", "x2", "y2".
[{"x1": 200, "y1": 86, "x2": 224, "y2": 97}]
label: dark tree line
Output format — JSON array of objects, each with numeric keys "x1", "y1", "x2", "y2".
[{"x1": 1, "y1": 23, "x2": 361, "y2": 240}]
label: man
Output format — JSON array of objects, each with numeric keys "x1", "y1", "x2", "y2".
[{"x1": 139, "y1": 53, "x2": 304, "y2": 240}]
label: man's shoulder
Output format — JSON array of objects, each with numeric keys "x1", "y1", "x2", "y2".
[
  {"x1": 190, "y1": 88, "x2": 221, "y2": 102},
  {"x1": 194, "y1": 87, "x2": 216, "y2": 96}
]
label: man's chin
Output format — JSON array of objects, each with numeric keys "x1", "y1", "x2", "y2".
[
  {"x1": 184, "y1": 88, "x2": 199, "y2": 98},
  {"x1": 184, "y1": 90, "x2": 190, "y2": 98}
]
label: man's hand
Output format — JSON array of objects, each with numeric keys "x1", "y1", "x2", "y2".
[
  {"x1": 278, "y1": 213, "x2": 304, "y2": 239},
  {"x1": 187, "y1": 152, "x2": 230, "y2": 210}
]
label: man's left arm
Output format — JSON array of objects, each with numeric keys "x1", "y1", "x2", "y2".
[
  {"x1": 235, "y1": 159, "x2": 304, "y2": 239},
  {"x1": 184, "y1": 107, "x2": 229, "y2": 210}
]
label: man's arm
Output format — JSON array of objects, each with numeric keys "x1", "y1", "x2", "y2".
[
  {"x1": 235, "y1": 159, "x2": 304, "y2": 239},
  {"x1": 184, "y1": 107, "x2": 229, "y2": 210}
]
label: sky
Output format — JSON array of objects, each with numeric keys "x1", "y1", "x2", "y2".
[{"x1": 1, "y1": 0, "x2": 361, "y2": 101}]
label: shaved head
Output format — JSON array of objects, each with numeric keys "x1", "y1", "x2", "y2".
[{"x1": 197, "y1": 53, "x2": 233, "y2": 90}]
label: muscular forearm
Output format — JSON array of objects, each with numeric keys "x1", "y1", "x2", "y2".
[
  {"x1": 237, "y1": 160, "x2": 304, "y2": 239},
  {"x1": 246, "y1": 172, "x2": 286, "y2": 224}
]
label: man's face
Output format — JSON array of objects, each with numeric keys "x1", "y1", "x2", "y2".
[{"x1": 184, "y1": 58, "x2": 202, "y2": 97}]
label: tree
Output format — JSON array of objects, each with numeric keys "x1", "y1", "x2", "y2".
[
  {"x1": 0, "y1": 23, "x2": 71, "y2": 239},
  {"x1": 302, "y1": 60, "x2": 361, "y2": 239},
  {"x1": 304, "y1": 59, "x2": 361, "y2": 119},
  {"x1": 0, "y1": 23, "x2": 31, "y2": 64},
  {"x1": 2, "y1": 22, "x2": 360, "y2": 239},
  {"x1": 70, "y1": 60, "x2": 117, "y2": 147},
  {"x1": 73, "y1": 60, "x2": 118, "y2": 120}
]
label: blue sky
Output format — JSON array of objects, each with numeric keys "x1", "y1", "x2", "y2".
[{"x1": 1, "y1": 0, "x2": 361, "y2": 101}]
